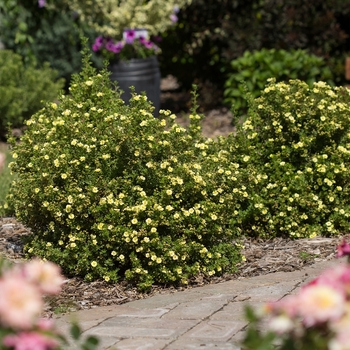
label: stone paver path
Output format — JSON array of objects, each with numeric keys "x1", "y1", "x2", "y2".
[{"x1": 55, "y1": 259, "x2": 344, "y2": 350}]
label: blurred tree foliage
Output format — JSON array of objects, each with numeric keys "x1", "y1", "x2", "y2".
[
  {"x1": 159, "y1": 0, "x2": 350, "y2": 106},
  {"x1": 0, "y1": 0, "x2": 103, "y2": 90}
]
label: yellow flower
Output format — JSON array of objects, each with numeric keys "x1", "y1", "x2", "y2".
[
  {"x1": 131, "y1": 218, "x2": 138, "y2": 224},
  {"x1": 61, "y1": 173, "x2": 67, "y2": 179},
  {"x1": 111, "y1": 251, "x2": 117, "y2": 256},
  {"x1": 92, "y1": 187, "x2": 98, "y2": 193},
  {"x1": 91, "y1": 261, "x2": 97, "y2": 267},
  {"x1": 146, "y1": 218, "x2": 152, "y2": 225}
]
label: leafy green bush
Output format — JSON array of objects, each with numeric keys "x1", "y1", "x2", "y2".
[
  {"x1": 224, "y1": 78, "x2": 350, "y2": 239},
  {"x1": 0, "y1": 1, "x2": 102, "y2": 88},
  {"x1": 0, "y1": 50, "x2": 65, "y2": 139},
  {"x1": 0, "y1": 144, "x2": 15, "y2": 217},
  {"x1": 7, "y1": 52, "x2": 243, "y2": 290},
  {"x1": 223, "y1": 49, "x2": 334, "y2": 119}
]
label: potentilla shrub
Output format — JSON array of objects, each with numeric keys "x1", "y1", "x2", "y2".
[
  {"x1": 224, "y1": 78, "x2": 350, "y2": 239},
  {"x1": 7, "y1": 53, "x2": 243, "y2": 290}
]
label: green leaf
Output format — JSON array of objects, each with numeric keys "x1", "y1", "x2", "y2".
[{"x1": 70, "y1": 323, "x2": 82, "y2": 340}]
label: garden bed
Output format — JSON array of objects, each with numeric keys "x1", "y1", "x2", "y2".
[{"x1": 0, "y1": 216, "x2": 344, "y2": 317}]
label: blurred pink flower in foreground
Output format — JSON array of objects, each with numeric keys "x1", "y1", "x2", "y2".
[
  {"x1": 337, "y1": 236, "x2": 350, "y2": 258},
  {"x1": 3, "y1": 331, "x2": 59, "y2": 350},
  {"x1": 0, "y1": 276, "x2": 43, "y2": 329},
  {"x1": 297, "y1": 284, "x2": 346, "y2": 326},
  {"x1": 244, "y1": 236, "x2": 350, "y2": 350},
  {"x1": 22, "y1": 259, "x2": 64, "y2": 294}
]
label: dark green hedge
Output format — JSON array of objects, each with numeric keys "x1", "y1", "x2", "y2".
[{"x1": 159, "y1": 0, "x2": 350, "y2": 105}]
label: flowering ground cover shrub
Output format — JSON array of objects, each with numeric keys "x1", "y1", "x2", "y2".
[
  {"x1": 223, "y1": 78, "x2": 350, "y2": 239},
  {"x1": 241, "y1": 237, "x2": 350, "y2": 350},
  {"x1": 223, "y1": 78, "x2": 350, "y2": 243},
  {"x1": 0, "y1": 255, "x2": 98, "y2": 349},
  {"x1": 6, "y1": 50, "x2": 243, "y2": 290}
]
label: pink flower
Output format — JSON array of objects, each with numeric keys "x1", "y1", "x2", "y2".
[
  {"x1": 337, "y1": 238, "x2": 350, "y2": 258},
  {"x1": 22, "y1": 259, "x2": 64, "y2": 295},
  {"x1": 307, "y1": 264, "x2": 350, "y2": 293},
  {"x1": 38, "y1": 0, "x2": 46, "y2": 7},
  {"x1": 2, "y1": 331, "x2": 59, "y2": 350},
  {"x1": 0, "y1": 275, "x2": 43, "y2": 329},
  {"x1": 297, "y1": 284, "x2": 346, "y2": 326},
  {"x1": 329, "y1": 303, "x2": 350, "y2": 350}
]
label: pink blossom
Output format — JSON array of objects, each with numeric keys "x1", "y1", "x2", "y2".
[
  {"x1": 2, "y1": 331, "x2": 59, "y2": 350},
  {"x1": 38, "y1": 0, "x2": 46, "y2": 7},
  {"x1": 0, "y1": 275, "x2": 43, "y2": 329},
  {"x1": 22, "y1": 259, "x2": 64, "y2": 295},
  {"x1": 307, "y1": 264, "x2": 350, "y2": 293},
  {"x1": 329, "y1": 303, "x2": 350, "y2": 350},
  {"x1": 297, "y1": 284, "x2": 346, "y2": 326},
  {"x1": 337, "y1": 238, "x2": 350, "y2": 258}
]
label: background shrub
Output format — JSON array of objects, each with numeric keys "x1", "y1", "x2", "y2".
[
  {"x1": 159, "y1": 0, "x2": 350, "y2": 106},
  {"x1": 223, "y1": 49, "x2": 334, "y2": 120},
  {"x1": 7, "y1": 52, "x2": 243, "y2": 290},
  {"x1": 0, "y1": 49, "x2": 65, "y2": 140},
  {"x1": 0, "y1": 0, "x2": 102, "y2": 89},
  {"x1": 223, "y1": 78, "x2": 350, "y2": 239}
]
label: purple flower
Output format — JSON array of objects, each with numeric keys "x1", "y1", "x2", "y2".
[
  {"x1": 143, "y1": 40, "x2": 155, "y2": 49},
  {"x1": 151, "y1": 35, "x2": 162, "y2": 43},
  {"x1": 103, "y1": 40, "x2": 124, "y2": 54},
  {"x1": 173, "y1": 5, "x2": 180, "y2": 13},
  {"x1": 92, "y1": 36, "x2": 104, "y2": 52},
  {"x1": 38, "y1": 0, "x2": 46, "y2": 7},
  {"x1": 170, "y1": 14, "x2": 178, "y2": 23},
  {"x1": 124, "y1": 30, "x2": 136, "y2": 44}
]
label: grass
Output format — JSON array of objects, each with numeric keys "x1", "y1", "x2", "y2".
[{"x1": 0, "y1": 142, "x2": 15, "y2": 216}]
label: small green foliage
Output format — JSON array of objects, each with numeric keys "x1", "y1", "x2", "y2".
[
  {"x1": 226, "y1": 78, "x2": 350, "y2": 239},
  {"x1": 0, "y1": 50, "x2": 65, "y2": 139},
  {"x1": 8, "y1": 50, "x2": 242, "y2": 290},
  {"x1": 299, "y1": 251, "x2": 315, "y2": 262},
  {"x1": 223, "y1": 49, "x2": 334, "y2": 120}
]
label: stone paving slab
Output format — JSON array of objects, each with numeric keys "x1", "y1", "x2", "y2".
[{"x1": 55, "y1": 258, "x2": 345, "y2": 350}]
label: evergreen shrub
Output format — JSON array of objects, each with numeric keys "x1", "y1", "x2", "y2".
[
  {"x1": 223, "y1": 49, "x2": 334, "y2": 119},
  {"x1": 223, "y1": 78, "x2": 350, "y2": 239},
  {"x1": 7, "y1": 52, "x2": 244, "y2": 290},
  {"x1": 0, "y1": 50, "x2": 64, "y2": 139}
]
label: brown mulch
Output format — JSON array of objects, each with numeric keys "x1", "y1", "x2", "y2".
[{"x1": 0, "y1": 216, "x2": 345, "y2": 318}]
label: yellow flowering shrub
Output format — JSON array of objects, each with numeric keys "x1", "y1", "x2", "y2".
[
  {"x1": 227, "y1": 78, "x2": 350, "y2": 239},
  {"x1": 6, "y1": 50, "x2": 243, "y2": 290}
]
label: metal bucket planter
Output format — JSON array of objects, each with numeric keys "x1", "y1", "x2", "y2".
[{"x1": 109, "y1": 56, "x2": 161, "y2": 116}]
